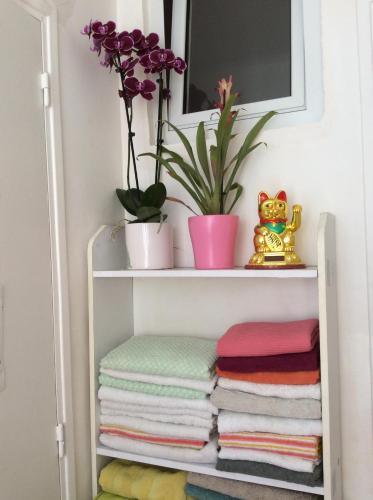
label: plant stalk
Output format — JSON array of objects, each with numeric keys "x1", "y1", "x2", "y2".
[
  {"x1": 155, "y1": 72, "x2": 164, "y2": 184},
  {"x1": 117, "y1": 55, "x2": 140, "y2": 192}
]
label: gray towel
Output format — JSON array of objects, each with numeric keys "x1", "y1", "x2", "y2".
[
  {"x1": 216, "y1": 459, "x2": 323, "y2": 487},
  {"x1": 187, "y1": 472, "x2": 322, "y2": 499},
  {"x1": 211, "y1": 387, "x2": 321, "y2": 419}
]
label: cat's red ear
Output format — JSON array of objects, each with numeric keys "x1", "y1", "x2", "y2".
[
  {"x1": 259, "y1": 191, "x2": 270, "y2": 204},
  {"x1": 275, "y1": 190, "x2": 287, "y2": 202}
]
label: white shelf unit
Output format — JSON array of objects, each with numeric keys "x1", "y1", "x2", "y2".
[{"x1": 88, "y1": 213, "x2": 342, "y2": 499}]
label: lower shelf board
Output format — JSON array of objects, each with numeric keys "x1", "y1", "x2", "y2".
[{"x1": 96, "y1": 446, "x2": 324, "y2": 496}]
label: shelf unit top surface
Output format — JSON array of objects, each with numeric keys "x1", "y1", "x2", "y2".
[
  {"x1": 93, "y1": 266, "x2": 318, "y2": 279},
  {"x1": 97, "y1": 446, "x2": 323, "y2": 495}
]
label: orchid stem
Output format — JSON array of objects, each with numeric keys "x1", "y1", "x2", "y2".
[
  {"x1": 155, "y1": 72, "x2": 164, "y2": 184},
  {"x1": 118, "y1": 54, "x2": 140, "y2": 192}
]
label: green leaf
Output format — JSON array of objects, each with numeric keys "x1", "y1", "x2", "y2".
[
  {"x1": 140, "y1": 152, "x2": 208, "y2": 214},
  {"x1": 116, "y1": 188, "x2": 144, "y2": 216},
  {"x1": 164, "y1": 120, "x2": 199, "y2": 170},
  {"x1": 135, "y1": 205, "x2": 161, "y2": 222},
  {"x1": 142, "y1": 183, "x2": 167, "y2": 209},
  {"x1": 225, "y1": 110, "x2": 276, "y2": 196},
  {"x1": 226, "y1": 183, "x2": 243, "y2": 214},
  {"x1": 196, "y1": 122, "x2": 212, "y2": 189}
]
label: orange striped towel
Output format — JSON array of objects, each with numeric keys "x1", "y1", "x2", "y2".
[
  {"x1": 216, "y1": 367, "x2": 320, "y2": 385},
  {"x1": 100, "y1": 424, "x2": 205, "y2": 450},
  {"x1": 218, "y1": 432, "x2": 322, "y2": 461}
]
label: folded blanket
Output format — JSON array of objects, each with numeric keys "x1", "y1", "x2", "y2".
[
  {"x1": 99, "y1": 373, "x2": 206, "y2": 399},
  {"x1": 218, "y1": 447, "x2": 320, "y2": 473},
  {"x1": 101, "y1": 335, "x2": 217, "y2": 380},
  {"x1": 216, "y1": 459, "x2": 323, "y2": 487},
  {"x1": 217, "y1": 344, "x2": 319, "y2": 373},
  {"x1": 218, "y1": 411, "x2": 323, "y2": 436},
  {"x1": 100, "y1": 426, "x2": 205, "y2": 449},
  {"x1": 217, "y1": 320, "x2": 319, "y2": 357},
  {"x1": 216, "y1": 368, "x2": 320, "y2": 385},
  {"x1": 95, "y1": 492, "x2": 131, "y2": 500},
  {"x1": 98, "y1": 459, "x2": 194, "y2": 500},
  {"x1": 100, "y1": 414, "x2": 212, "y2": 441},
  {"x1": 101, "y1": 368, "x2": 217, "y2": 393},
  {"x1": 187, "y1": 472, "x2": 323, "y2": 499},
  {"x1": 101, "y1": 406, "x2": 214, "y2": 428},
  {"x1": 218, "y1": 378, "x2": 321, "y2": 400},
  {"x1": 101, "y1": 399, "x2": 214, "y2": 419},
  {"x1": 211, "y1": 387, "x2": 321, "y2": 419},
  {"x1": 100, "y1": 433, "x2": 218, "y2": 463},
  {"x1": 98, "y1": 386, "x2": 218, "y2": 414},
  {"x1": 218, "y1": 432, "x2": 321, "y2": 461},
  {"x1": 185, "y1": 483, "x2": 237, "y2": 500}
]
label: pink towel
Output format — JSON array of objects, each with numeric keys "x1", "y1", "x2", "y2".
[{"x1": 217, "y1": 320, "x2": 319, "y2": 357}]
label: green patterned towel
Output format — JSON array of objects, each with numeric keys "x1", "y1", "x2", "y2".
[
  {"x1": 99, "y1": 373, "x2": 206, "y2": 399},
  {"x1": 100, "y1": 336, "x2": 217, "y2": 381}
]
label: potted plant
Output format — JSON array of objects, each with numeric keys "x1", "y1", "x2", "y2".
[
  {"x1": 81, "y1": 20, "x2": 186, "y2": 269},
  {"x1": 144, "y1": 77, "x2": 275, "y2": 269}
]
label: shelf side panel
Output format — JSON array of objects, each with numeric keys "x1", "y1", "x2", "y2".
[
  {"x1": 91, "y1": 225, "x2": 127, "y2": 271},
  {"x1": 88, "y1": 226, "x2": 134, "y2": 497},
  {"x1": 318, "y1": 213, "x2": 342, "y2": 500}
]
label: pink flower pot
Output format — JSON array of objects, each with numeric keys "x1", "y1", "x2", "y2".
[{"x1": 188, "y1": 215, "x2": 239, "y2": 269}]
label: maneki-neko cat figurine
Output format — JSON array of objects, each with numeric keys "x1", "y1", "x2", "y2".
[{"x1": 246, "y1": 191, "x2": 305, "y2": 269}]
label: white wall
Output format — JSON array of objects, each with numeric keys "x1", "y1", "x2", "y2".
[
  {"x1": 57, "y1": 1, "x2": 123, "y2": 498},
  {"x1": 55, "y1": 0, "x2": 373, "y2": 498},
  {"x1": 119, "y1": 0, "x2": 373, "y2": 498}
]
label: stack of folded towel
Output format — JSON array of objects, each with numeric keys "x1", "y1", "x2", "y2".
[
  {"x1": 186, "y1": 472, "x2": 323, "y2": 499},
  {"x1": 98, "y1": 335, "x2": 218, "y2": 463},
  {"x1": 95, "y1": 459, "x2": 194, "y2": 500},
  {"x1": 211, "y1": 319, "x2": 323, "y2": 487}
]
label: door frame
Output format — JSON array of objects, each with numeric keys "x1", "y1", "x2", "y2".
[
  {"x1": 13, "y1": 1, "x2": 76, "y2": 499},
  {"x1": 357, "y1": 0, "x2": 373, "y2": 422}
]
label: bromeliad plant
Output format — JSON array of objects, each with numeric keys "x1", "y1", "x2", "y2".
[
  {"x1": 143, "y1": 76, "x2": 275, "y2": 215},
  {"x1": 81, "y1": 20, "x2": 186, "y2": 223}
]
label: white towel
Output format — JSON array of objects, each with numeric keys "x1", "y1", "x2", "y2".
[
  {"x1": 218, "y1": 411, "x2": 322, "y2": 436},
  {"x1": 99, "y1": 433, "x2": 218, "y2": 464},
  {"x1": 100, "y1": 407, "x2": 214, "y2": 428},
  {"x1": 218, "y1": 447, "x2": 320, "y2": 473},
  {"x1": 218, "y1": 378, "x2": 321, "y2": 400},
  {"x1": 98, "y1": 386, "x2": 218, "y2": 414},
  {"x1": 101, "y1": 368, "x2": 217, "y2": 394},
  {"x1": 100, "y1": 400, "x2": 214, "y2": 420},
  {"x1": 100, "y1": 414, "x2": 212, "y2": 441}
]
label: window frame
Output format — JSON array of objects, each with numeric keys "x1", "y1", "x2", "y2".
[
  {"x1": 143, "y1": 0, "x2": 323, "y2": 143},
  {"x1": 169, "y1": 0, "x2": 305, "y2": 129}
]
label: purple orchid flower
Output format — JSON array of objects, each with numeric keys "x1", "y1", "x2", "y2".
[
  {"x1": 139, "y1": 53, "x2": 152, "y2": 73},
  {"x1": 121, "y1": 57, "x2": 139, "y2": 77},
  {"x1": 91, "y1": 20, "x2": 116, "y2": 36},
  {"x1": 131, "y1": 29, "x2": 145, "y2": 49},
  {"x1": 149, "y1": 49, "x2": 175, "y2": 72},
  {"x1": 103, "y1": 31, "x2": 134, "y2": 55},
  {"x1": 173, "y1": 57, "x2": 187, "y2": 74},
  {"x1": 81, "y1": 20, "x2": 93, "y2": 36},
  {"x1": 137, "y1": 33, "x2": 160, "y2": 55},
  {"x1": 90, "y1": 21, "x2": 116, "y2": 53},
  {"x1": 124, "y1": 77, "x2": 157, "y2": 100}
]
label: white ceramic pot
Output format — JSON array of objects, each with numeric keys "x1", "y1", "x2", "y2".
[{"x1": 125, "y1": 222, "x2": 174, "y2": 270}]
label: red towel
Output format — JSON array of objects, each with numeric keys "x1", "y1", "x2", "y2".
[
  {"x1": 217, "y1": 319, "x2": 319, "y2": 357},
  {"x1": 217, "y1": 343, "x2": 320, "y2": 373}
]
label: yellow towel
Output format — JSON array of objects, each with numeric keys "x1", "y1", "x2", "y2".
[{"x1": 99, "y1": 460, "x2": 195, "y2": 500}]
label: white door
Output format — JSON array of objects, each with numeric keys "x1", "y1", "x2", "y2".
[{"x1": 0, "y1": 1, "x2": 61, "y2": 499}]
